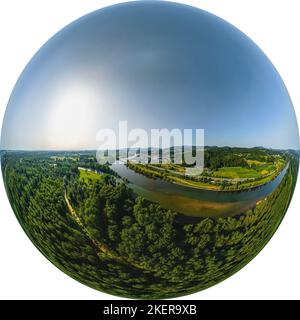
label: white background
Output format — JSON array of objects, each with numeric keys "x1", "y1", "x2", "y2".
[{"x1": 0, "y1": 0, "x2": 299, "y2": 300}]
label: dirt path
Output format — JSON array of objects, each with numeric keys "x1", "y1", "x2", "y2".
[
  {"x1": 64, "y1": 191, "x2": 145, "y2": 270},
  {"x1": 64, "y1": 191, "x2": 116, "y2": 258}
]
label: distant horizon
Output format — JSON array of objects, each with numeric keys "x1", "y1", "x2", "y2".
[
  {"x1": 1, "y1": 144, "x2": 299, "y2": 152},
  {"x1": 1, "y1": 140, "x2": 299, "y2": 152}
]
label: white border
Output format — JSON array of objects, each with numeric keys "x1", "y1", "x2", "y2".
[{"x1": 0, "y1": 0, "x2": 299, "y2": 300}]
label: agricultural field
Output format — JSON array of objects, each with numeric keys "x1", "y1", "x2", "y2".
[
  {"x1": 211, "y1": 162, "x2": 280, "y2": 180},
  {"x1": 212, "y1": 166, "x2": 262, "y2": 179}
]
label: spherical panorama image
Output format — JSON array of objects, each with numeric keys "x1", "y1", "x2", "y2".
[{"x1": 1, "y1": 1, "x2": 299, "y2": 299}]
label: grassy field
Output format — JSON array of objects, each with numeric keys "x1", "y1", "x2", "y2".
[
  {"x1": 212, "y1": 162, "x2": 279, "y2": 179},
  {"x1": 79, "y1": 168, "x2": 102, "y2": 183},
  {"x1": 256, "y1": 163, "x2": 276, "y2": 174},
  {"x1": 151, "y1": 163, "x2": 186, "y2": 173},
  {"x1": 169, "y1": 175, "x2": 220, "y2": 190},
  {"x1": 212, "y1": 167, "x2": 262, "y2": 179},
  {"x1": 246, "y1": 159, "x2": 262, "y2": 166}
]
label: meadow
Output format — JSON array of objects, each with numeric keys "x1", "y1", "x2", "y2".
[{"x1": 79, "y1": 168, "x2": 103, "y2": 183}]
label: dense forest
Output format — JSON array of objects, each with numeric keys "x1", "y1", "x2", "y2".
[
  {"x1": 203, "y1": 146, "x2": 279, "y2": 169},
  {"x1": 1, "y1": 148, "x2": 298, "y2": 298}
]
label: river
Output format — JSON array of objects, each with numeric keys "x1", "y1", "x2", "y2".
[{"x1": 110, "y1": 162, "x2": 289, "y2": 217}]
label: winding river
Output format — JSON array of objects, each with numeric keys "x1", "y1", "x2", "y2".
[{"x1": 111, "y1": 162, "x2": 289, "y2": 217}]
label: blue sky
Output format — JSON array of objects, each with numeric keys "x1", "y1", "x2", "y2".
[{"x1": 1, "y1": 1, "x2": 299, "y2": 150}]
